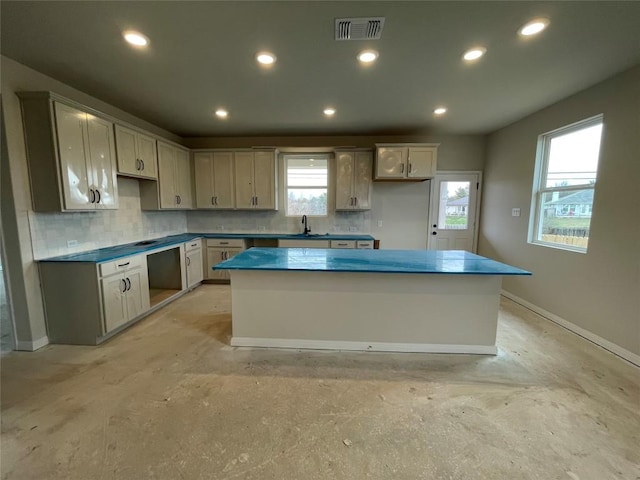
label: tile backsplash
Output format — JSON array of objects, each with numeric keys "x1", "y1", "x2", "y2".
[
  {"x1": 29, "y1": 178, "x2": 187, "y2": 259},
  {"x1": 186, "y1": 209, "x2": 371, "y2": 235},
  {"x1": 29, "y1": 178, "x2": 372, "y2": 259}
]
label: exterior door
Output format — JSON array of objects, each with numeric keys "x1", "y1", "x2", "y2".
[{"x1": 428, "y1": 172, "x2": 481, "y2": 252}]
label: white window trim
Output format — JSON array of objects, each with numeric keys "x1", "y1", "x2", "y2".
[
  {"x1": 284, "y1": 154, "x2": 329, "y2": 217},
  {"x1": 528, "y1": 114, "x2": 603, "y2": 254}
]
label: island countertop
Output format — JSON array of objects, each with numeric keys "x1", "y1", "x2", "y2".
[{"x1": 216, "y1": 248, "x2": 532, "y2": 276}]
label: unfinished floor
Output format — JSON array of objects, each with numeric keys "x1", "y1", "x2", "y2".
[{"x1": 1, "y1": 284, "x2": 638, "y2": 480}]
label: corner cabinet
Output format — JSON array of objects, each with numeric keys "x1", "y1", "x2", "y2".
[
  {"x1": 114, "y1": 124, "x2": 158, "y2": 179},
  {"x1": 18, "y1": 92, "x2": 119, "y2": 212},
  {"x1": 234, "y1": 150, "x2": 277, "y2": 210},
  {"x1": 140, "y1": 141, "x2": 193, "y2": 210},
  {"x1": 193, "y1": 151, "x2": 235, "y2": 209},
  {"x1": 374, "y1": 144, "x2": 439, "y2": 181},
  {"x1": 335, "y1": 150, "x2": 373, "y2": 210}
]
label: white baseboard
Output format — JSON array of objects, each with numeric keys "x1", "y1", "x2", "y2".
[
  {"x1": 501, "y1": 290, "x2": 640, "y2": 367},
  {"x1": 231, "y1": 337, "x2": 497, "y2": 355},
  {"x1": 15, "y1": 336, "x2": 49, "y2": 352}
]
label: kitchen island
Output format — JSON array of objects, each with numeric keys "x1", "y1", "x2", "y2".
[{"x1": 217, "y1": 248, "x2": 531, "y2": 354}]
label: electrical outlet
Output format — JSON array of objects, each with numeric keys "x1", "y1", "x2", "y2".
[
  {"x1": 512, "y1": 208, "x2": 521, "y2": 217},
  {"x1": 377, "y1": 220, "x2": 383, "y2": 227},
  {"x1": 349, "y1": 226, "x2": 358, "y2": 232},
  {"x1": 67, "y1": 240, "x2": 78, "y2": 248}
]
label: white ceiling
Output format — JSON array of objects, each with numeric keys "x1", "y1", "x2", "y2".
[{"x1": 2, "y1": 1, "x2": 639, "y2": 138}]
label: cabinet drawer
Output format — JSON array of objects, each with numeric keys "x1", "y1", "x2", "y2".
[
  {"x1": 356, "y1": 241, "x2": 373, "y2": 249},
  {"x1": 206, "y1": 238, "x2": 246, "y2": 248},
  {"x1": 99, "y1": 255, "x2": 142, "y2": 277},
  {"x1": 184, "y1": 238, "x2": 202, "y2": 252},
  {"x1": 330, "y1": 240, "x2": 356, "y2": 249}
]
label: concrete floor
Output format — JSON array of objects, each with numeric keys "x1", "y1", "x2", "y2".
[{"x1": 1, "y1": 284, "x2": 638, "y2": 480}]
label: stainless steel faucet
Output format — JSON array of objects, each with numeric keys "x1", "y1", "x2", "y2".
[{"x1": 301, "y1": 215, "x2": 311, "y2": 235}]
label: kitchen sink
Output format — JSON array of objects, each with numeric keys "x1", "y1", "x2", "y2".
[{"x1": 135, "y1": 240, "x2": 158, "y2": 246}]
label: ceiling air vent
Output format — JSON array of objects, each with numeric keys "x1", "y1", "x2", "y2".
[{"x1": 335, "y1": 17, "x2": 385, "y2": 41}]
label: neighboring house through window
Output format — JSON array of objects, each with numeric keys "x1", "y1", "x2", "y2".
[
  {"x1": 529, "y1": 115, "x2": 603, "y2": 252},
  {"x1": 284, "y1": 155, "x2": 328, "y2": 216}
]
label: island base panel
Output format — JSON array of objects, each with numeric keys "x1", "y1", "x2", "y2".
[{"x1": 229, "y1": 270, "x2": 501, "y2": 354}]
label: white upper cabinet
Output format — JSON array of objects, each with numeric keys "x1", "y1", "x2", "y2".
[
  {"x1": 234, "y1": 150, "x2": 277, "y2": 210},
  {"x1": 335, "y1": 150, "x2": 372, "y2": 210},
  {"x1": 114, "y1": 124, "x2": 158, "y2": 179},
  {"x1": 18, "y1": 92, "x2": 118, "y2": 212},
  {"x1": 141, "y1": 141, "x2": 193, "y2": 210},
  {"x1": 194, "y1": 151, "x2": 235, "y2": 209},
  {"x1": 375, "y1": 144, "x2": 438, "y2": 180}
]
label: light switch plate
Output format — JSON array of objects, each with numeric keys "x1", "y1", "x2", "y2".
[{"x1": 512, "y1": 208, "x2": 521, "y2": 217}]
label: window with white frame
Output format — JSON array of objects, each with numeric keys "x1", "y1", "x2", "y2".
[
  {"x1": 529, "y1": 115, "x2": 603, "y2": 252},
  {"x1": 284, "y1": 155, "x2": 328, "y2": 216}
]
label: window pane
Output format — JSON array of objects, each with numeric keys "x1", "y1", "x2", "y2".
[
  {"x1": 287, "y1": 189, "x2": 327, "y2": 216},
  {"x1": 438, "y1": 181, "x2": 470, "y2": 230},
  {"x1": 538, "y1": 188, "x2": 593, "y2": 249},
  {"x1": 287, "y1": 158, "x2": 328, "y2": 187},
  {"x1": 545, "y1": 123, "x2": 602, "y2": 187}
]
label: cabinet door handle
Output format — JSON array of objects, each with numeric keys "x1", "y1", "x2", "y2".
[
  {"x1": 141, "y1": 159, "x2": 145, "y2": 171},
  {"x1": 117, "y1": 261, "x2": 130, "y2": 267},
  {"x1": 211, "y1": 196, "x2": 215, "y2": 205},
  {"x1": 126, "y1": 277, "x2": 131, "y2": 291},
  {"x1": 121, "y1": 278, "x2": 127, "y2": 293},
  {"x1": 219, "y1": 241, "x2": 229, "y2": 245},
  {"x1": 187, "y1": 256, "x2": 191, "y2": 266},
  {"x1": 251, "y1": 196, "x2": 255, "y2": 206},
  {"x1": 136, "y1": 159, "x2": 140, "y2": 170},
  {"x1": 354, "y1": 197, "x2": 358, "y2": 206},
  {"x1": 96, "y1": 189, "x2": 101, "y2": 204},
  {"x1": 214, "y1": 196, "x2": 218, "y2": 206},
  {"x1": 178, "y1": 195, "x2": 182, "y2": 205},
  {"x1": 408, "y1": 163, "x2": 412, "y2": 173},
  {"x1": 255, "y1": 196, "x2": 258, "y2": 206},
  {"x1": 401, "y1": 163, "x2": 405, "y2": 173},
  {"x1": 89, "y1": 189, "x2": 95, "y2": 203}
]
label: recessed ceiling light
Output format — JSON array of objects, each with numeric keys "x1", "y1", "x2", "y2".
[
  {"x1": 434, "y1": 107, "x2": 447, "y2": 115},
  {"x1": 463, "y1": 47, "x2": 486, "y2": 61},
  {"x1": 357, "y1": 50, "x2": 379, "y2": 63},
  {"x1": 323, "y1": 108, "x2": 336, "y2": 116},
  {"x1": 256, "y1": 52, "x2": 277, "y2": 65},
  {"x1": 215, "y1": 109, "x2": 228, "y2": 118},
  {"x1": 519, "y1": 18, "x2": 549, "y2": 36},
  {"x1": 123, "y1": 31, "x2": 149, "y2": 47}
]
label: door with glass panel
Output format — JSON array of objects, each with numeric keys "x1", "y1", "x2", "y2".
[{"x1": 428, "y1": 172, "x2": 481, "y2": 252}]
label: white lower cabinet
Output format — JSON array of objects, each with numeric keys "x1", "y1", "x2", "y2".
[
  {"x1": 100, "y1": 255, "x2": 150, "y2": 333},
  {"x1": 206, "y1": 239, "x2": 246, "y2": 280},
  {"x1": 185, "y1": 239, "x2": 204, "y2": 288},
  {"x1": 39, "y1": 253, "x2": 151, "y2": 345}
]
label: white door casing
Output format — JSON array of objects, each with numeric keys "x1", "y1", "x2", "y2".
[{"x1": 428, "y1": 172, "x2": 482, "y2": 252}]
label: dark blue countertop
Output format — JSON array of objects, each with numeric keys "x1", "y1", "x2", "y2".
[
  {"x1": 38, "y1": 233, "x2": 375, "y2": 263},
  {"x1": 216, "y1": 248, "x2": 532, "y2": 276}
]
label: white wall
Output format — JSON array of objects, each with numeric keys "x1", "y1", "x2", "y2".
[{"x1": 478, "y1": 65, "x2": 640, "y2": 358}]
